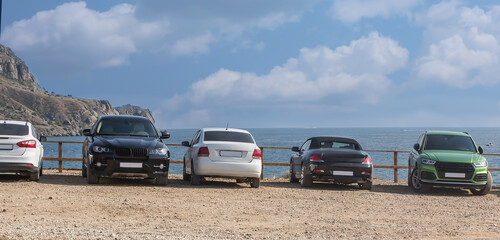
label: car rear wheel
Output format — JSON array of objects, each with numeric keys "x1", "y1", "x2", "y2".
[
  {"x1": 182, "y1": 160, "x2": 190, "y2": 181},
  {"x1": 190, "y1": 163, "x2": 201, "y2": 185},
  {"x1": 470, "y1": 172, "x2": 492, "y2": 195},
  {"x1": 409, "y1": 167, "x2": 427, "y2": 192},
  {"x1": 29, "y1": 165, "x2": 40, "y2": 182},
  {"x1": 86, "y1": 166, "x2": 99, "y2": 184},
  {"x1": 250, "y1": 178, "x2": 260, "y2": 188},
  {"x1": 289, "y1": 160, "x2": 299, "y2": 183},
  {"x1": 359, "y1": 180, "x2": 372, "y2": 190},
  {"x1": 300, "y1": 164, "x2": 312, "y2": 187}
]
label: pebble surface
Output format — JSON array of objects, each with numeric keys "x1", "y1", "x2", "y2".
[{"x1": 0, "y1": 170, "x2": 498, "y2": 239}]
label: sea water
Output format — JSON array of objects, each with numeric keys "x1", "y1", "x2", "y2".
[{"x1": 43, "y1": 128, "x2": 500, "y2": 183}]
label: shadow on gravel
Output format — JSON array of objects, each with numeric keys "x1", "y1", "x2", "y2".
[{"x1": 0, "y1": 174, "x2": 31, "y2": 182}]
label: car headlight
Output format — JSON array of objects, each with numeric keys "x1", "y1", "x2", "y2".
[
  {"x1": 421, "y1": 158, "x2": 436, "y2": 165},
  {"x1": 149, "y1": 148, "x2": 168, "y2": 156},
  {"x1": 473, "y1": 161, "x2": 487, "y2": 167},
  {"x1": 92, "y1": 146, "x2": 111, "y2": 153}
]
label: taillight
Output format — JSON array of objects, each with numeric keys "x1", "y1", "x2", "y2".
[
  {"x1": 252, "y1": 148, "x2": 262, "y2": 160},
  {"x1": 310, "y1": 154, "x2": 324, "y2": 163},
  {"x1": 198, "y1": 147, "x2": 209, "y2": 157},
  {"x1": 17, "y1": 140, "x2": 36, "y2": 148},
  {"x1": 362, "y1": 156, "x2": 372, "y2": 165}
]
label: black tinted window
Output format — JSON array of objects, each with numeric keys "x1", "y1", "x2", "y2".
[
  {"x1": 204, "y1": 131, "x2": 254, "y2": 143},
  {"x1": 96, "y1": 118, "x2": 157, "y2": 137},
  {"x1": 0, "y1": 124, "x2": 29, "y2": 136},
  {"x1": 320, "y1": 141, "x2": 357, "y2": 150},
  {"x1": 424, "y1": 135, "x2": 476, "y2": 152}
]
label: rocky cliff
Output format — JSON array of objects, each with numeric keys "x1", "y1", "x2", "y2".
[{"x1": 0, "y1": 45, "x2": 155, "y2": 136}]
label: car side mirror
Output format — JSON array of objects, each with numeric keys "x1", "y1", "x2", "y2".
[
  {"x1": 83, "y1": 129, "x2": 92, "y2": 136},
  {"x1": 413, "y1": 143, "x2": 420, "y2": 151},
  {"x1": 291, "y1": 146, "x2": 300, "y2": 152},
  {"x1": 478, "y1": 146, "x2": 483, "y2": 154},
  {"x1": 160, "y1": 130, "x2": 170, "y2": 139},
  {"x1": 39, "y1": 136, "x2": 47, "y2": 142},
  {"x1": 182, "y1": 141, "x2": 191, "y2": 147}
]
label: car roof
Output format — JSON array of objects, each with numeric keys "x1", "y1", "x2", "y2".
[
  {"x1": 425, "y1": 130, "x2": 470, "y2": 137},
  {"x1": 202, "y1": 128, "x2": 250, "y2": 134},
  {"x1": 0, "y1": 120, "x2": 31, "y2": 126},
  {"x1": 98, "y1": 115, "x2": 150, "y2": 121}
]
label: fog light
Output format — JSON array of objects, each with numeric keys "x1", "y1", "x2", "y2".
[{"x1": 96, "y1": 162, "x2": 102, "y2": 167}]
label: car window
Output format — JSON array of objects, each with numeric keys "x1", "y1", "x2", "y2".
[
  {"x1": 31, "y1": 127, "x2": 38, "y2": 139},
  {"x1": 320, "y1": 141, "x2": 357, "y2": 150},
  {"x1": 0, "y1": 124, "x2": 29, "y2": 136},
  {"x1": 300, "y1": 140, "x2": 311, "y2": 152},
  {"x1": 203, "y1": 131, "x2": 254, "y2": 143},
  {"x1": 424, "y1": 135, "x2": 477, "y2": 152},
  {"x1": 95, "y1": 118, "x2": 158, "y2": 137},
  {"x1": 191, "y1": 130, "x2": 201, "y2": 145},
  {"x1": 417, "y1": 134, "x2": 424, "y2": 146}
]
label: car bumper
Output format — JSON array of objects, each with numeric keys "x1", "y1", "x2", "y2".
[
  {"x1": 419, "y1": 164, "x2": 489, "y2": 186},
  {"x1": 309, "y1": 162, "x2": 373, "y2": 183},
  {"x1": 0, "y1": 163, "x2": 39, "y2": 173},
  {"x1": 89, "y1": 154, "x2": 169, "y2": 178},
  {"x1": 194, "y1": 157, "x2": 262, "y2": 178}
]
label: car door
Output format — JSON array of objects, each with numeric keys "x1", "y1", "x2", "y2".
[
  {"x1": 293, "y1": 139, "x2": 311, "y2": 178},
  {"x1": 186, "y1": 130, "x2": 201, "y2": 174}
]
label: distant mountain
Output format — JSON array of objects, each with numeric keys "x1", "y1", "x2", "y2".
[{"x1": 0, "y1": 45, "x2": 155, "y2": 136}]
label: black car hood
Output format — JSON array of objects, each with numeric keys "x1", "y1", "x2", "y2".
[{"x1": 94, "y1": 136, "x2": 162, "y2": 149}]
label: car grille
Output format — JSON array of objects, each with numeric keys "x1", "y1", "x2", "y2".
[
  {"x1": 421, "y1": 171, "x2": 436, "y2": 180},
  {"x1": 115, "y1": 148, "x2": 147, "y2": 158},
  {"x1": 473, "y1": 174, "x2": 487, "y2": 182},
  {"x1": 435, "y1": 162, "x2": 474, "y2": 179}
]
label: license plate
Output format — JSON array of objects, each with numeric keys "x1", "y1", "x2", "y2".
[
  {"x1": 120, "y1": 162, "x2": 142, "y2": 168},
  {"x1": 219, "y1": 151, "x2": 242, "y2": 157},
  {"x1": 332, "y1": 171, "x2": 353, "y2": 176},
  {"x1": 445, "y1": 172, "x2": 465, "y2": 178},
  {"x1": 0, "y1": 144, "x2": 13, "y2": 150}
]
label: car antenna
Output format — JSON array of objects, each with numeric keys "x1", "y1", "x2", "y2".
[{"x1": 226, "y1": 122, "x2": 229, "y2": 130}]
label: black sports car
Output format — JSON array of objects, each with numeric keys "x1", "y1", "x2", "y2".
[
  {"x1": 82, "y1": 115, "x2": 171, "y2": 185},
  {"x1": 290, "y1": 137, "x2": 373, "y2": 190}
]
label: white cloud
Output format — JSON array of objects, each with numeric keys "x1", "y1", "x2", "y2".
[
  {"x1": 331, "y1": 0, "x2": 420, "y2": 23},
  {"x1": 158, "y1": 32, "x2": 408, "y2": 128},
  {"x1": 415, "y1": 1, "x2": 500, "y2": 88},
  {"x1": 1, "y1": 2, "x2": 167, "y2": 75}
]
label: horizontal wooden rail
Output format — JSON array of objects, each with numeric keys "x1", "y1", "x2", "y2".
[{"x1": 42, "y1": 140, "x2": 500, "y2": 182}]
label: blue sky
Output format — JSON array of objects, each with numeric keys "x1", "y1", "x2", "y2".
[{"x1": 1, "y1": 0, "x2": 500, "y2": 129}]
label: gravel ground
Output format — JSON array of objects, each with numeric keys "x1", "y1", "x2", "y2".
[{"x1": 0, "y1": 170, "x2": 498, "y2": 239}]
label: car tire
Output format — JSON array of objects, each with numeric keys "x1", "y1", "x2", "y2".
[
  {"x1": 182, "y1": 160, "x2": 190, "y2": 181},
  {"x1": 86, "y1": 166, "x2": 99, "y2": 184},
  {"x1": 190, "y1": 163, "x2": 201, "y2": 185},
  {"x1": 409, "y1": 167, "x2": 427, "y2": 193},
  {"x1": 250, "y1": 178, "x2": 260, "y2": 188},
  {"x1": 82, "y1": 160, "x2": 87, "y2": 178},
  {"x1": 407, "y1": 160, "x2": 411, "y2": 187},
  {"x1": 300, "y1": 164, "x2": 313, "y2": 187},
  {"x1": 359, "y1": 180, "x2": 372, "y2": 190},
  {"x1": 289, "y1": 160, "x2": 299, "y2": 183},
  {"x1": 40, "y1": 162, "x2": 43, "y2": 177},
  {"x1": 29, "y1": 166, "x2": 40, "y2": 182},
  {"x1": 155, "y1": 176, "x2": 168, "y2": 185},
  {"x1": 470, "y1": 172, "x2": 493, "y2": 195}
]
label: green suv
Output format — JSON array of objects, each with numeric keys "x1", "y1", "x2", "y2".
[{"x1": 408, "y1": 131, "x2": 492, "y2": 195}]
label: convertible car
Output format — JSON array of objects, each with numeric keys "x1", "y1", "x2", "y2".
[{"x1": 290, "y1": 136, "x2": 373, "y2": 190}]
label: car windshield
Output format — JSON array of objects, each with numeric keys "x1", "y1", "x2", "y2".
[
  {"x1": 319, "y1": 141, "x2": 357, "y2": 150},
  {"x1": 424, "y1": 135, "x2": 477, "y2": 152},
  {"x1": 96, "y1": 118, "x2": 157, "y2": 137},
  {"x1": 204, "y1": 131, "x2": 254, "y2": 143},
  {"x1": 0, "y1": 124, "x2": 29, "y2": 136}
]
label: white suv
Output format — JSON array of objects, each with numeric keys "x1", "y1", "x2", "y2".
[
  {"x1": 182, "y1": 128, "x2": 262, "y2": 188},
  {"x1": 0, "y1": 120, "x2": 45, "y2": 181}
]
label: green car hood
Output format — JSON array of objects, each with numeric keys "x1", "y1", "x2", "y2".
[{"x1": 422, "y1": 150, "x2": 483, "y2": 163}]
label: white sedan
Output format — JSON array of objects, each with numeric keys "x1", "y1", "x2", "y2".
[
  {"x1": 0, "y1": 120, "x2": 45, "y2": 181},
  {"x1": 182, "y1": 128, "x2": 262, "y2": 188}
]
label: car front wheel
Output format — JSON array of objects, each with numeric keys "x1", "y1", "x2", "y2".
[
  {"x1": 86, "y1": 166, "x2": 99, "y2": 184},
  {"x1": 470, "y1": 172, "x2": 492, "y2": 195},
  {"x1": 182, "y1": 160, "x2": 190, "y2": 181},
  {"x1": 409, "y1": 167, "x2": 427, "y2": 192},
  {"x1": 289, "y1": 160, "x2": 299, "y2": 183},
  {"x1": 190, "y1": 162, "x2": 201, "y2": 185}
]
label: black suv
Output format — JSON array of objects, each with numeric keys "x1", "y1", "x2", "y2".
[{"x1": 82, "y1": 115, "x2": 171, "y2": 185}]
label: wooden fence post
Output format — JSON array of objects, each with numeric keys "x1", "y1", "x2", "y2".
[
  {"x1": 260, "y1": 147, "x2": 264, "y2": 180},
  {"x1": 394, "y1": 151, "x2": 398, "y2": 183},
  {"x1": 58, "y1": 142, "x2": 63, "y2": 173}
]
